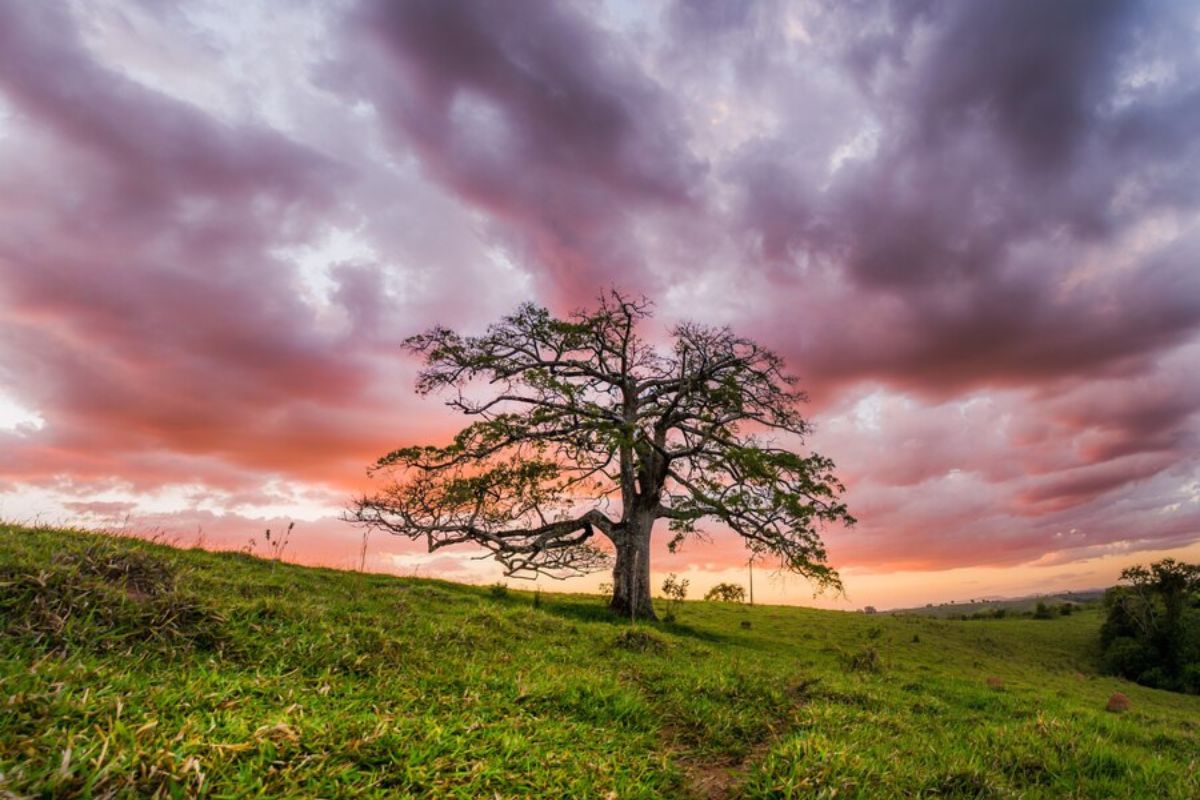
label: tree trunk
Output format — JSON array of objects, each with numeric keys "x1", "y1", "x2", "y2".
[{"x1": 609, "y1": 521, "x2": 656, "y2": 620}]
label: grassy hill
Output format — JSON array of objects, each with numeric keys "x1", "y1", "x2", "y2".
[{"x1": 2, "y1": 523, "x2": 1198, "y2": 799}]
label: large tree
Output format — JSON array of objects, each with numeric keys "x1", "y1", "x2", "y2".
[{"x1": 351, "y1": 292, "x2": 853, "y2": 619}]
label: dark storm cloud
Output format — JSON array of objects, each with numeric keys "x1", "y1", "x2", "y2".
[
  {"x1": 337, "y1": 0, "x2": 705, "y2": 301},
  {"x1": 725, "y1": 0, "x2": 1200, "y2": 396}
]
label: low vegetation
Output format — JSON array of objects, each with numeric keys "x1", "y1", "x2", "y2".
[
  {"x1": 2, "y1": 523, "x2": 1199, "y2": 798},
  {"x1": 704, "y1": 583, "x2": 747, "y2": 603}
]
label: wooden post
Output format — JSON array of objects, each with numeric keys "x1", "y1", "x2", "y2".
[{"x1": 748, "y1": 556, "x2": 754, "y2": 606}]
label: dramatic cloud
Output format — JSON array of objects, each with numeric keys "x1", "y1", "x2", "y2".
[
  {"x1": 336, "y1": 0, "x2": 705, "y2": 301},
  {"x1": 0, "y1": 0, "x2": 1197, "y2": 607}
]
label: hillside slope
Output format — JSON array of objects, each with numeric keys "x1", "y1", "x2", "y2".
[{"x1": 2, "y1": 523, "x2": 1197, "y2": 799}]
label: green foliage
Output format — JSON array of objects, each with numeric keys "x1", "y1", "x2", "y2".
[
  {"x1": 660, "y1": 573, "x2": 689, "y2": 622},
  {"x1": 703, "y1": 582, "x2": 746, "y2": 603},
  {"x1": 1100, "y1": 559, "x2": 1200, "y2": 693},
  {"x1": 3, "y1": 525, "x2": 1200, "y2": 799},
  {"x1": 661, "y1": 574, "x2": 689, "y2": 602}
]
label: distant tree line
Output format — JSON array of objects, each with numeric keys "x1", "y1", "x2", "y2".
[
  {"x1": 1101, "y1": 559, "x2": 1200, "y2": 694},
  {"x1": 954, "y1": 601, "x2": 1078, "y2": 621}
]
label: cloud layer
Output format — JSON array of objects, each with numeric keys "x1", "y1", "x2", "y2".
[{"x1": 1, "y1": 0, "x2": 1198, "y2": 600}]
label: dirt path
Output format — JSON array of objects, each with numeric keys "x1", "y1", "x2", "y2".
[{"x1": 669, "y1": 677, "x2": 821, "y2": 800}]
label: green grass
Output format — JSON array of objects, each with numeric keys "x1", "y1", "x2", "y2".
[{"x1": 2, "y1": 523, "x2": 1197, "y2": 799}]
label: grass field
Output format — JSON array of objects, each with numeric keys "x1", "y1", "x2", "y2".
[{"x1": 2, "y1": 522, "x2": 1198, "y2": 799}]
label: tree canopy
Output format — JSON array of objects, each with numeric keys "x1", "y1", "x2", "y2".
[
  {"x1": 350, "y1": 291, "x2": 854, "y2": 619},
  {"x1": 1101, "y1": 558, "x2": 1200, "y2": 693}
]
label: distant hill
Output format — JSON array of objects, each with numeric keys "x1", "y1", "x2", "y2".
[
  {"x1": 887, "y1": 589, "x2": 1108, "y2": 619},
  {"x1": 2, "y1": 523, "x2": 1197, "y2": 799}
]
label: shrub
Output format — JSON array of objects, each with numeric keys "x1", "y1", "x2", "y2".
[
  {"x1": 704, "y1": 582, "x2": 746, "y2": 603},
  {"x1": 845, "y1": 646, "x2": 883, "y2": 673},
  {"x1": 1181, "y1": 663, "x2": 1200, "y2": 694},
  {"x1": 1103, "y1": 636, "x2": 1153, "y2": 680},
  {"x1": 661, "y1": 573, "x2": 689, "y2": 620}
]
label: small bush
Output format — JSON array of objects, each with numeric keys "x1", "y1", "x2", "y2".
[
  {"x1": 845, "y1": 646, "x2": 883, "y2": 673},
  {"x1": 661, "y1": 573, "x2": 689, "y2": 620},
  {"x1": 489, "y1": 582, "x2": 509, "y2": 599},
  {"x1": 704, "y1": 582, "x2": 746, "y2": 603}
]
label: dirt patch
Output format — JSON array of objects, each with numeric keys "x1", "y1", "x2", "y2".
[
  {"x1": 669, "y1": 676, "x2": 820, "y2": 799},
  {"x1": 1106, "y1": 692, "x2": 1131, "y2": 713},
  {"x1": 680, "y1": 757, "x2": 738, "y2": 800}
]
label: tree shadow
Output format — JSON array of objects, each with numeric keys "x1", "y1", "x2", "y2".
[{"x1": 538, "y1": 598, "x2": 729, "y2": 645}]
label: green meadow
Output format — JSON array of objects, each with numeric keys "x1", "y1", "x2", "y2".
[{"x1": 2, "y1": 523, "x2": 1197, "y2": 799}]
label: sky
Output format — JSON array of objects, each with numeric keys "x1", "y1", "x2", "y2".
[{"x1": 1, "y1": 0, "x2": 1199, "y2": 610}]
